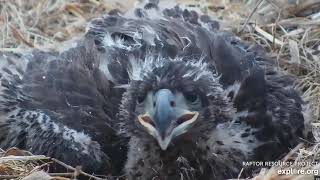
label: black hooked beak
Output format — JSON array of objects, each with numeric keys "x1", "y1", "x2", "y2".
[{"x1": 138, "y1": 89, "x2": 199, "y2": 150}]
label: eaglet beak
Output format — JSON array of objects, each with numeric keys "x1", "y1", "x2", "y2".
[{"x1": 137, "y1": 89, "x2": 199, "y2": 150}]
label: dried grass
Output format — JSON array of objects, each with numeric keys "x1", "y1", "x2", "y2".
[
  {"x1": 0, "y1": 147, "x2": 107, "y2": 179},
  {"x1": 0, "y1": 0, "x2": 320, "y2": 179}
]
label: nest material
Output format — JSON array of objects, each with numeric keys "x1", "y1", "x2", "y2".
[
  {"x1": 0, "y1": 0, "x2": 320, "y2": 179},
  {"x1": 0, "y1": 148, "x2": 107, "y2": 180}
]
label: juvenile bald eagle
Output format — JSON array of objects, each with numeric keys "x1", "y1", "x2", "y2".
[{"x1": 0, "y1": 1, "x2": 310, "y2": 179}]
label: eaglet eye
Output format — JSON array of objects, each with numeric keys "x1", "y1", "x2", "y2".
[
  {"x1": 137, "y1": 94, "x2": 146, "y2": 104},
  {"x1": 184, "y1": 92, "x2": 199, "y2": 103}
]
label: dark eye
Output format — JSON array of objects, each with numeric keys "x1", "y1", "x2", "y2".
[
  {"x1": 137, "y1": 94, "x2": 146, "y2": 104},
  {"x1": 184, "y1": 92, "x2": 198, "y2": 103}
]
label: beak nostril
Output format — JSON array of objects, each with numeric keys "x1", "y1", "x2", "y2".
[
  {"x1": 153, "y1": 101, "x2": 156, "y2": 107},
  {"x1": 170, "y1": 101, "x2": 175, "y2": 107},
  {"x1": 176, "y1": 113, "x2": 195, "y2": 125}
]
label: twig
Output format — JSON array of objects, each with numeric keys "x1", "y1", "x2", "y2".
[
  {"x1": 28, "y1": 161, "x2": 53, "y2": 174},
  {"x1": 239, "y1": 0, "x2": 265, "y2": 33},
  {"x1": 282, "y1": 143, "x2": 304, "y2": 162},
  {"x1": 237, "y1": 168, "x2": 244, "y2": 179},
  {"x1": 50, "y1": 177, "x2": 71, "y2": 180},
  {"x1": 254, "y1": 25, "x2": 284, "y2": 46},
  {"x1": 50, "y1": 158, "x2": 105, "y2": 180},
  {"x1": 9, "y1": 25, "x2": 35, "y2": 48},
  {"x1": 49, "y1": 173, "x2": 75, "y2": 177},
  {"x1": 0, "y1": 175, "x2": 20, "y2": 179},
  {"x1": 0, "y1": 173, "x2": 73, "y2": 180},
  {"x1": 0, "y1": 155, "x2": 48, "y2": 163}
]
